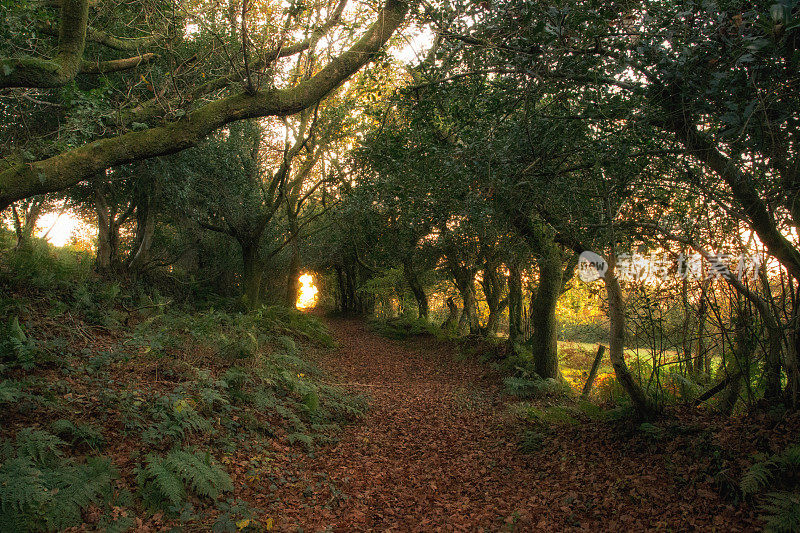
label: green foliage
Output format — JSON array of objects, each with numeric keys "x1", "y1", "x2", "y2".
[
  {"x1": 369, "y1": 316, "x2": 438, "y2": 340},
  {"x1": 0, "y1": 316, "x2": 39, "y2": 370},
  {"x1": 50, "y1": 419, "x2": 105, "y2": 451},
  {"x1": 0, "y1": 378, "x2": 23, "y2": 403},
  {"x1": 136, "y1": 448, "x2": 233, "y2": 512},
  {"x1": 0, "y1": 429, "x2": 116, "y2": 532},
  {"x1": 254, "y1": 306, "x2": 335, "y2": 348},
  {"x1": 518, "y1": 430, "x2": 545, "y2": 454},
  {"x1": 0, "y1": 239, "x2": 91, "y2": 291},
  {"x1": 509, "y1": 403, "x2": 582, "y2": 427},
  {"x1": 72, "y1": 281, "x2": 123, "y2": 326},
  {"x1": 212, "y1": 498, "x2": 260, "y2": 533},
  {"x1": 760, "y1": 492, "x2": 800, "y2": 533},
  {"x1": 741, "y1": 444, "x2": 800, "y2": 497},
  {"x1": 141, "y1": 393, "x2": 214, "y2": 446},
  {"x1": 503, "y1": 376, "x2": 572, "y2": 400},
  {"x1": 741, "y1": 443, "x2": 800, "y2": 531}
]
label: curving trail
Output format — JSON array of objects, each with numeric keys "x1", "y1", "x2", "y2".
[{"x1": 266, "y1": 317, "x2": 754, "y2": 532}]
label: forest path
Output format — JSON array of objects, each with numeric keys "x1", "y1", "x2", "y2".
[{"x1": 269, "y1": 317, "x2": 752, "y2": 532}]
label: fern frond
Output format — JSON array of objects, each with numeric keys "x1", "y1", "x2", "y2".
[
  {"x1": 137, "y1": 449, "x2": 231, "y2": 511},
  {"x1": 139, "y1": 454, "x2": 186, "y2": 508},
  {"x1": 761, "y1": 492, "x2": 800, "y2": 533},
  {"x1": 46, "y1": 457, "x2": 115, "y2": 530},
  {"x1": 0, "y1": 457, "x2": 49, "y2": 519},
  {"x1": 14, "y1": 428, "x2": 65, "y2": 467}
]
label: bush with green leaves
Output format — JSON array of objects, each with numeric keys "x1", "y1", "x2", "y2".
[
  {"x1": 0, "y1": 428, "x2": 117, "y2": 531},
  {"x1": 741, "y1": 443, "x2": 800, "y2": 532},
  {"x1": 136, "y1": 448, "x2": 233, "y2": 512},
  {"x1": 519, "y1": 430, "x2": 545, "y2": 454}
]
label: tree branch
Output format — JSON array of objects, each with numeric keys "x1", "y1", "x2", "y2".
[
  {"x1": 0, "y1": 0, "x2": 89, "y2": 88},
  {"x1": 79, "y1": 53, "x2": 158, "y2": 74},
  {"x1": 0, "y1": 0, "x2": 408, "y2": 209}
]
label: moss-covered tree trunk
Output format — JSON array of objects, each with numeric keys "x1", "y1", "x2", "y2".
[
  {"x1": 93, "y1": 186, "x2": 130, "y2": 273},
  {"x1": 507, "y1": 263, "x2": 523, "y2": 343},
  {"x1": 526, "y1": 240, "x2": 563, "y2": 380},
  {"x1": 402, "y1": 256, "x2": 428, "y2": 319},
  {"x1": 481, "y1": 261, "x2": 506, "y2": 337},
  {"x1": 241, "y1": 243, "x2": 264, "y2": 310}
]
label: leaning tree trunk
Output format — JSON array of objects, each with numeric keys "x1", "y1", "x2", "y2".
[
  {"x1": 128, "y1": 191, "x2": 157, "y2": 276},
  {"x1": 526, "y1": 240, "x2": 563, "y2": 380},
  {"x1": 604, "y1": 255, "x2": 658, "y2": 419}
]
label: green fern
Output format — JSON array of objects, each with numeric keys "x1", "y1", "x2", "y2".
[
  {"x1": 45, "y1": 457, "x2": 115, "y2": 530},
  {"x1": 14, "y1": 428, "x2": 65, "y2": 467},
  {"x1": 741, "y1": 443, "x2": 800, "y2": 532},
  {"x1": 0, "y1": 379, "x2": 23, "y2": 404},
  {"x1": 137, "y1": 448, "x2": 233, "y2": 512},
  {"x1": 51, "y1": 419, "x2": 105, "y2": 451},
  {"x1": 0, "y1": 430, "x2": 116, "y2": 532},
  {"x1": 761, "y1": 492, "x2": 800, "y2": 533},
  {"x1": 741, "y1": 446, "x2": 800, "y2": 497}
]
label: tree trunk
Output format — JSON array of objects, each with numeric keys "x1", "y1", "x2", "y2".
[
  {"x1": 507, "y1": 263, "x2": 523, "y2": 343},
  {"x1": 693, "y1": 281, "x2": 709, "y2": 376},
  {"x1": 94, "y1": 188, "x2": 121, "y2": 273},
  {"x1": 403, "y1": 257, "x2": 428, "y2": 319},
  {"x1": 481, "y1": 261, "x2": 506, "y2": 337},
  {"x1": 604, "y1": 255, "x2": 658, "y2": 419},
  {"x1": 241, "y1": 242, "x2": 264, "y2": 310},
  {"x1": 454, "y1": 270, "x2": 478, "y2": 335},
  {"x1": 128, "y1": 191, "x2": 156, "y2": 275},
  {"x1": 11, "y1": 199, "x2": 44, "y2": 248},
  {"x1": 526, "y1": 240, "x2": 563, "y2": 380},
  {"x1": 335, "y1": 265, "x2": 348, "y2": 313},
  {"x1": 442, "y1": 297, "x2": 458, "y2": 331},
  {"x1": 285, "y1": 241, "x2": 301, "y2": 307}
]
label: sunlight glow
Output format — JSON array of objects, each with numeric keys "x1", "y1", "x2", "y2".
[
  {"x1": 36, "y1": 211, "x2": 82, "y2": 247},
  {"x1": 296, "y1": 273, "x2": 319, "y2": 309}
]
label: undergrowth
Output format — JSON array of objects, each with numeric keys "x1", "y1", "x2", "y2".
[{"x1": 0, "y1": 239, "x2": 366, "y2": 530}]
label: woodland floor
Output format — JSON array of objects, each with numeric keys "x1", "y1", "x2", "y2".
[{"x1": 245, "y1": 317, "x2": 761, "y2": 532}]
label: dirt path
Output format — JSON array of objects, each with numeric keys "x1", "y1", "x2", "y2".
[{"x1": 268, "y1": 317, "x2": 755, "y2": 532}]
